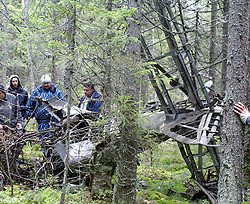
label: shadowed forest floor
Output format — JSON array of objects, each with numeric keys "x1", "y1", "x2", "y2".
[{"x1": 0, "y1": 141, "x2": 249, "y2": 203}]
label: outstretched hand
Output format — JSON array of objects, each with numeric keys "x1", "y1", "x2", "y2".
[
  {"x1": 234, "y1": 102, "x2": 250, "y2": 124},
  {"x1": 234, "y1": 102, "x2": 249, "y2": 115}
]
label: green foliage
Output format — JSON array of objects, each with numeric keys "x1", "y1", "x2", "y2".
[
  {"x1": 22, "y1": 143, "x2": 43, "y2": 160},
  {"x1": 112, "y1": 94, "x2": 140, "y2": 128}
]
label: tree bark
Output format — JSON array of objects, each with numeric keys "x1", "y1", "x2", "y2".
[
  {"x1": 209, "y1": 0, "x2": 217, "y2": 93},
  {"x1": 24, "y1": 0, "x2": 35, "y2": 92},
  {"x1": 63, "y1": 4, "x2": 75, "y2": 97},
  {"x1": 2, "y1": 0, "x2": 8, "y2": 87},
  {"x1": 60, "y1": 4, "x2": 75, "y2": 204},
  {"x1": 217, "y1": 0, "x2": 249, "y2": 203},
  {"x1": 113, "y1": 0, "x2": 141, "y2": 203},
  {"x1": 51, "y1": 0, "x2": 59, "y2": 82},
  {"x1": 103, "y1": 0, "x2": 113, "y2": 114},
  {"x1": 221, "y1": 0, "x2": 229, "y2": 96}
]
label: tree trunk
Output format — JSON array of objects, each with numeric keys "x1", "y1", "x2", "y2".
[
  {"x1": 2, "y1": 0, "x2": 8, "y2": 87},
  {"x1": 113, "y1": 0, "x2": 141, "y2": 203},
  {"x1": 221, "y1": 0, "x2": 229, "y2": 96},
  {"x1": 63, "y1": 5, "x2": 76, "y2": 97},
  {"x1": 24, "y1": 0, "x2": 35, "y2": 92},
  {"x1": 60, "y1": 4, "x2": 75, "y2": 204},
  {"x1": 51, "y1": 0, "x2": 59, "y2": 82},
  {"x1": 209, "y1": 0, "x2": 217, "y2": 94},
  {"x1": 194, "y1": 8, "x2": 199, "y2": 80},
  {"x1": 217, "y1": 0, "x2": 249, "y2": 203},
  {"x1": 103, "y1": 0, "x2": 113, "y2": 114}
]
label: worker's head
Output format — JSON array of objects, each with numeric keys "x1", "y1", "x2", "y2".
[
  {"x1": 10, "y1": 77, "x2": 19, "y2": 89},
  {"x1": 83, "y1": 82, "x2": 94, "y2": 97},
  {"x1": 41, "y1": 74, "x2": 52, "y2": 90},
  {"x1": 0, "y1": 85, "x2": 6, "y2": 99}
]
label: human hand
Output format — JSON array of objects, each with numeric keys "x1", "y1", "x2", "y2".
[
  {"x1": 16, "y1": 123, "x2": 22, "y2": 129},
  {"x1": 62, "y1": 119, "x2": 67, "y2": 127},
  {"x1": 234, "y1": 102, "x2": 248, "y2": 115},
  {"x1": 233, "y1": 102, "x2": 250, "y2": 124}
]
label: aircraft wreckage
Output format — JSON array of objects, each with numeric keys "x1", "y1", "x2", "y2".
[
  {"x1": 0, "y1": 93, "x2": 223, "y2": 202},
  {"x1": 0, "y1": 1, "x2": 225, "y2": 203}
]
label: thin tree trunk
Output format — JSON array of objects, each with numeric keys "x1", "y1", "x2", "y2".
[
  {"x1": 217, "y1": 0, "x2": 249, "y2": 203},
  {"x1": 209, "y1": 0, "x2": 217, "y2": 93},
  {"x1": 24, "y1": 0, "x2": 35, "y2": 92},
  {"x1": 51, "y1": 0, "x2": 59, "y2": 82},
  {"x1": 113, "y1": 0, "x2": 141, "y2": 203},
  {"x1": 194, "y1": 6, "x2": 199, "y2": 68},
  {"x1": 221, "y1": 0, "x2": 229, "y2": 96},
  {"x1": 103, "y1": 0, "x2": 113, "y2": 114},
  {"x1": 2, "y1": 0, "x2": 8, "y2": 87},
  {"x1": 60, "y1": 4, "x2": 75, "y2": 204},
  {"x1": 63, "y1": 5, "x2": 75, "y2": 97}
]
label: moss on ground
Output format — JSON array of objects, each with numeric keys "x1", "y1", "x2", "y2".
[{"x1": 137, "y1": 141, "x2": 211, "y2": 204}]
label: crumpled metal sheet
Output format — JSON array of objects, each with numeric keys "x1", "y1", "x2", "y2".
[{"x1": 55, "y1": 140, "x2": 95, "y2": 164}]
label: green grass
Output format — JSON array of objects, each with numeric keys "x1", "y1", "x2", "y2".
[{"x1": 0, "y1": 185, "x2": 96, "y2": 204}]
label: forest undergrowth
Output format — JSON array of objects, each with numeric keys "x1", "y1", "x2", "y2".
[{"x1": 0, "y1": 140, "x2": 220, "y2": 204}]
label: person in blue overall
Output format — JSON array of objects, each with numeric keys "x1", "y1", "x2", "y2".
[
  {"x1": 26, "y1": 74, "x2": 65, "y2": 139},
  {"x1": 78, "y1": 82, "x2": 102, "y2": 117}
]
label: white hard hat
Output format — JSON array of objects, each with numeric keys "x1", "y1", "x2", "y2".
[{"x1": 41, "y1": 74, "x2": 52, "y2": 83}]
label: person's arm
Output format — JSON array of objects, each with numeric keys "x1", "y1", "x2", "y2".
[
  {"x1": 15, "y1": 98, "x2": 22, "y2": 124},
  {"x1": 246, "y1": 117, "x2": 250, "y2": 125},
  {"x1": 78, "y1": 96, "x2": 83, "y2": 108},
  {"x1": 22, "y1": 91, "x2": 29, "y2": 119},
  {"x1": 92, "y1": 101, "x2": 102, "y2": 113},
  {"x1": 24, "y1": 91, "x2": 29, "y2": 106},
  {"x1": 7, "y1": 93, "x2": 22, "y2": 128},
  {"x1": 56, "y1": 87, "x2": 66, "y2": 102},
  {"x1": 26, "y1": 91, "x2": 37, "y2": 118},
  {"x1": 233, "y1": 102, "x2": 250, "y2": 125}
]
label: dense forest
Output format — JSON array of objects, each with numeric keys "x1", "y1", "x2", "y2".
[{"x1": 0, "y1": 0, "x2": 249, "y2": 203}]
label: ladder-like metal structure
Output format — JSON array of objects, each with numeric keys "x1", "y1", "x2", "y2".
[{"x1": 141, "y1": 0, "x2": 222, "y2": 202}]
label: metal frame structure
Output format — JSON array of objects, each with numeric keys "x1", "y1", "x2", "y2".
[{"x1": 140, "y1": 0, "x2": 223, "y2": 202}]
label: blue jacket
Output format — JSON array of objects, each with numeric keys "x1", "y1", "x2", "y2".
[
  {"x1": 26, "y1": 84, "x2": 65, "y2": 123},
  {"x1": 7, "y1": 75, "x2": 29, "y2": 119},
  {"x1": 247, "y1": 117, "x2": 250, "y2": 125},
  {"x1": 79, "y1": 90, "x2": 102, "y2": 113}
]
